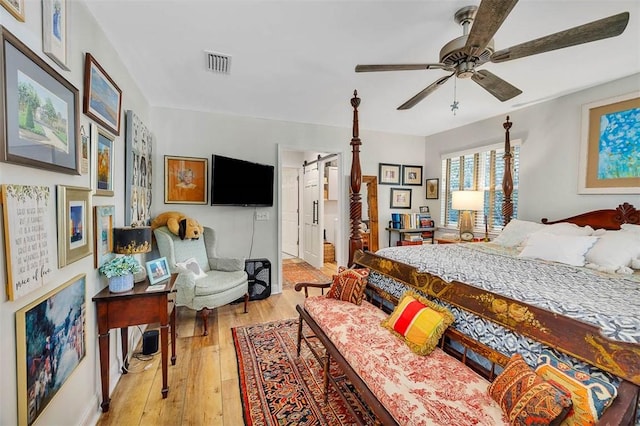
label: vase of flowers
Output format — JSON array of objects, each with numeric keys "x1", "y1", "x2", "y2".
[{"x1": 99, "y1": 256, "x2": 142, "y2": 293}]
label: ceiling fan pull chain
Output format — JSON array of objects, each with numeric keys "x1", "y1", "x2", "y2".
[{"x1": 450, "y1": 77, "x2": 459, "y2": 116}]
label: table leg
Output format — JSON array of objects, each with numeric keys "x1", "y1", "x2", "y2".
[
  {"x1": 97, "y1": 332, "x2": 111, "y2": 412},
  {"x1": 160, "y1": 323, "x2": 169, "y2": 398},
  {"x1": 170, "y1": 303, "x2": 177, "y2": 365},
  {"x1": 120, "y1": 327, "x2": 129, "y2": 374}
]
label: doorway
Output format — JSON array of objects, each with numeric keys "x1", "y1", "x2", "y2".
[{"x1": 279, "y1": 149, "x2": 342, "y2": 288}]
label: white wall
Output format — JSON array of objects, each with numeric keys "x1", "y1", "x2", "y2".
[
  {"x1": 0, "y1": 2, "x2": 150, "y2": 425},
  {"x1": 424, "y1": 73, "x2": 640, "y2": 226}
]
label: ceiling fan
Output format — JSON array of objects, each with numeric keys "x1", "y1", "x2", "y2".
[{"x1": 355, "y1": 0, "x2": 629, "y2": 110}]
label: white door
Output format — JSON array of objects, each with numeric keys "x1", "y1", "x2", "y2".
[
  {"x1": 282, "y1": 167, "x2": 299, "y2": 257},
  {"x1": 303, "y1": 162, "x2": 322, "y2": 268}
]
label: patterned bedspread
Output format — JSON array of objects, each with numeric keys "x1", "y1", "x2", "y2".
[{"x1": 375, "y1": 243, "x2": 640, "y2": 344}]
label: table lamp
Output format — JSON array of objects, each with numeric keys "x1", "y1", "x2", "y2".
[
  {"x1": 451, "y1": 190, "x2": 484, "y2": 241},
  {"x1": 114, "y1": 226, "x2": 152, "y2": 283}
]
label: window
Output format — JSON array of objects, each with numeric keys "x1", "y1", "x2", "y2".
[{"x1": 440, "y1": 141, "x2": 520, "y2": 232}]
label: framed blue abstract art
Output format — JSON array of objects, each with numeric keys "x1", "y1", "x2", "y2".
[{"x1": 579, "y1": 92, "x2": 640, "y2": 194}]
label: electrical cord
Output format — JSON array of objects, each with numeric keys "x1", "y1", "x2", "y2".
[
  {"x1": 248, "y1": 207, "x2": 257, "y2": 258},
  {"x1": 118, "y1": 325, "x2": 164, "y2": 373}
]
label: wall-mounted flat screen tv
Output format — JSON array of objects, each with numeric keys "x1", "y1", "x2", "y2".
[{"x1": 211, "y1": 154, "x2": 274, "y2": 206}]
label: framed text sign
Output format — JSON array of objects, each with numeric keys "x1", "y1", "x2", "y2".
[
  {"x1": 1, "y1": 184, "x2": 53, "y2": 301},
  {"x1": 125, "y1": 110, "x2": 153, "y2": 226}
]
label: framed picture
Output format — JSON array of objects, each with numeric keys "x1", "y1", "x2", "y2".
[
  {"x1": 579, "y1": 92, "x2": 640, "y2": 194},
  {"x1": 80, "y1": 125, "x2": 89, "y2": 174},
  {"x1": 91, "y1": 124, "x2": 115, "y2": 196},
  {"x1": 0, "y1": 27, "x2": 80, "y2": 175},
  {"x1": 93, "y1": 205, "x2": 115, "y2": 268},
  {"x1": 57, "y1": 185, "x2": 92, "y2": 267},
  {"x1": 426, "y1": 178, "x2": 439, "y2": 199},
  {"x1": 125, "y1": 110, "x2": 153, "y2": 226},
  {"x1": 419, "y1": 206, "x2": 430, "y2": 213},
  {"x1": 42, "y1": 0, "x2": 69, "y2": 70},
  {"x1": 16, "y1": 274, "x2": 86, "y2": 426},
  {"x1": 164, "y1": 155, "x2": 208, "y2": 204},
  {"x1": 402, "y1": 165, "x2": 423, "y2": 186},
  {"x1": 1, "y1": 0, "x2": 24, "y2": 21},
  {"x1": 1, "y1": 184, "x2": 53, "y2": 301},
  {"x1": 146, "y1": 257, "x2": 171, "y2": 285},
  {"x1": 390, "y1": 187, "x2": 412, "y2": 209},
  {"x1": 83, "y1": 53, "x2": 122, "y2": 135},
  {"x1": 379, "y1": 163, "x2": 401, "y2": 185}
]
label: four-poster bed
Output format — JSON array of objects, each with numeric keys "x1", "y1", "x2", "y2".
[{"x1": 343, "y1": 90, "x2": 640, "y2": 423}]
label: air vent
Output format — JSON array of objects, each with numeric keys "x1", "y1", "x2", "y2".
[{"x1": 205, "y1": 51, "x2": 231, "y2": 74}]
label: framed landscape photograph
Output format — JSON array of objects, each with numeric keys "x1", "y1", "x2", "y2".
[
  {"x1": 425, "y1": 178, "x2": 439, "y2": 199},
  {"x1": 402, "y1": 165, "x2": 423, "y2": 186},
  {"x1": 579, "y1": 92, "x2": 640, "y2": 194},
  {"x1": 390, "y1": 187, "x2": 412, "y2": 209},
  {"x1": 42, "y1": 0, "x2": 69, "y2": 70},
  {"x1": 57, "y1": 185, "x2": 92, "y2": 267},
  {"x1": 16, "y1": 274, "x2": 86, "y2": 426},
  {"x1": 91, "y1": 124, "x2": 115, "y2": 196},
  {"x1": 0, "y1": 27, "x2": 80, "y2": 175},
  {"x1": 164, "y1": 155, "x2": 208, "y2": 204},
  {"x1": 146, "y1": 257, "x2": 171, "y2": 285},
  {"x1": 93, "y1": 205, "x2": 115, "y2": 268},
  {"x1": 379, "y1": 163, "x2": 401, "y2": 185},
  {"x1": 83, "y1": 53, "x2": 122, "y2": 135}
]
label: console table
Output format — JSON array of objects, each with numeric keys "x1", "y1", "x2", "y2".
[{"x1": 92, "y1": 274, "x2": 177, "y2": 412}]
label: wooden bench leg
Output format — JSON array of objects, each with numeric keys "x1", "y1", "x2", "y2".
[
  {"x1": 296, "y1": 314, "x2": 303, "y2": 356},
  {"x1": 324, "y1": 353, "x2": 331, "y2": 402}
]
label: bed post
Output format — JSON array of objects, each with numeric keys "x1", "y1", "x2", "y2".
[
  {"x1": 348, "y1": 90, "x2": 363, "y2": 266},
  {"x1": 502, "y1": 116, "x2": 514, "y2": 225}
]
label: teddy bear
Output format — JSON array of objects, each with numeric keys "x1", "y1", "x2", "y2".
[{"x1": 151, "y1": 211, "x2": 204, "y2": 240}]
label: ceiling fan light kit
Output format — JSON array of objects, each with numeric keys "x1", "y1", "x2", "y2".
[{"x1": 355, "y1": 0, "x2": 630, "y2": 110}]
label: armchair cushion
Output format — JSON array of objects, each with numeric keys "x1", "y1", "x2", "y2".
[{"x1": 209, "y1": 257, "x2": 245, "y2": 272}]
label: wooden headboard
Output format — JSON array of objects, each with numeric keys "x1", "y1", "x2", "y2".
[{"x1": 542, "y1": 202, "x2": 639, "y2": 230}]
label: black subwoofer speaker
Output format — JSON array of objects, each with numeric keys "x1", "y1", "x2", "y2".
[{"x1": 142, "y1": 329, "x2": 159, "y2": 355}]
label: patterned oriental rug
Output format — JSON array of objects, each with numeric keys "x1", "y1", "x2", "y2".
[
  {"x1": 282, "y1": 260, "x2": 333, "y2": 288},
  {"x1": 232, "y1": 318, "x2": 376, "y2": 426}
]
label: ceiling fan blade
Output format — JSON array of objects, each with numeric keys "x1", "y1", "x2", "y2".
[
  {"x1": 397, "y1": 73, "x2": 455, "y2": 110},
  {"x1": 491, "y1": 12, "x2": 629, "y2": 63},
  {"x1": 355, "y1": 63, "x2": 450, "y2": 72},
  {"x1": 471, "y1": 70, "x2": 522, "y2": 102},
  {"x1": 465, "y1": 0, "x2": 518, "y2": 57}
]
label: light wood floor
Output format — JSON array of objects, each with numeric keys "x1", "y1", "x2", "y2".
[{"x1": 96, "y1": 261, "x2": 336, "y2": 426}]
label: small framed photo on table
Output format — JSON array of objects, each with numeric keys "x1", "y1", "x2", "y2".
[{"x1": 146, "y1": 257, "x2": 171, "y2": 285}]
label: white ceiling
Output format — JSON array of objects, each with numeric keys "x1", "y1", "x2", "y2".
[{"x1": 83, "y1": 0, "x2": 640, "y2": 137}]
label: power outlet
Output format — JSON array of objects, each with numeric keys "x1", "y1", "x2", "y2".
[{"x1": 255, "y1": 211, "x2": 269, "y2": 221}]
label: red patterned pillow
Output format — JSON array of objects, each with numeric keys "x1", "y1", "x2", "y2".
[
  {"x1": 489, "y1": 354, "x2": 573, "y2": 426},
  {"x1": 326, "y1": 266, "x2": 369, "y2": 305}
]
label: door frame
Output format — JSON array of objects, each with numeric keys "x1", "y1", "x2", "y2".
[{"x1": 277, "y1": 145, "x2": 344, "y2": 293}]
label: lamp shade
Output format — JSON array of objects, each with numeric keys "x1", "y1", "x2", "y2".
[
  {"x1": 113, "y1": 226, "x2": 152, "y2": 254},
  {"x1": 451, "y1": 190, "x2": 484, "y2": 211}
]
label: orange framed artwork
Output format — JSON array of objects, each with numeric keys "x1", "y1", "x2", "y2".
[{"x1": 164, "y1": 155, "x2": 208, "y2": 204}]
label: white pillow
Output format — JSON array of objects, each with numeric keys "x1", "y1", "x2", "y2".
[
  {"x1": 585, "y1": 230, "x2": 640, "y2": 273},
  {"x1": 534, "y1": 222, "x2": 594, "y2": 236},
  {"x1": 621, "y1": 223, "x2": 640, "y2": 234},
  {"x1": 492, "y1": 219, "x2": 545, "y2": 248},
  {"x1": 175, "y1": 257, "x2": 207, "y2": 279},
  {"x1": 518, "y1": 233, "x2": 598, "y2": 267}
]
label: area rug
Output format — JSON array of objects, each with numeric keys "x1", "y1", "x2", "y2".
[
  {"x1": 282, "y1": 259, "x2": 333, "y2": 288},
  {"x1": 232, "y1": 318, "x2": 376, "y2": 426}
]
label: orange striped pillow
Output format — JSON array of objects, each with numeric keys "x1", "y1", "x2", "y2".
[
  {"x1": 326, "y1": 266, "x2": 369, "y2": 305},
  {"x1": 381, "y1": 291, "x2": 454, "y2": 355}
]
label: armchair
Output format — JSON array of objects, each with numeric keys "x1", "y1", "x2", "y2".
[{"x1": 153, "y1": 226, "x2": 248, "y2": 335}]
